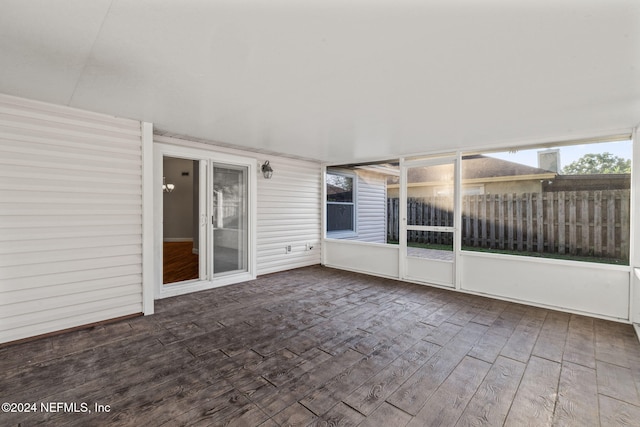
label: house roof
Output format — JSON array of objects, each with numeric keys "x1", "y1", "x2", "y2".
[
  {"x1": 387, "y1": 154, "x2": 555, "y2": 185},
  {"x1": 0, "y1": 1, "x2": 638, "y2": 163},
  {"x1": 459, "y1": 154, "x2": 555, "y2": 180}
]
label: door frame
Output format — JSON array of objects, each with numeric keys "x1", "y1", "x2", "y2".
[
  {"x1": 399, "y1": 155, "x2": 461, "y2": 288},
  {"x1": 154, "y1": 143, "x2": 257, "y2": 299}
]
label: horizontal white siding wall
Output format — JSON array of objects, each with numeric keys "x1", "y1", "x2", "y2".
[
  {"x1": 257, "y1": 158, "x2": 322, "y2": 274},
  {"x1": 153, "y1": 135, "x2": 322, "y2": 276},
  {"x1": 0, "y1": 94, "x2": 143, "y2": 344}
]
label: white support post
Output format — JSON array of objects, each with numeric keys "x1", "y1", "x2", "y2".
[
  {"x1": 398, "y1": 158, "x2": 407, "y2": 280},
  {"x1": 454, "y1": 152, "x2": 462, "y2": 290},
  {"x1": 321, "y1": 164, "x2": 327, "y2": 265},
  {"x1": 631, "y1": 124, "x2": 640, "y2": 328},
  {"x1": 141, "y1": 122, "x2": 155, "y2": 315}
]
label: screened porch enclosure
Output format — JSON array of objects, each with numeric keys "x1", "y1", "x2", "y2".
[{"x1": 324, "y1": 138, "x2": 635, "y2": 322}]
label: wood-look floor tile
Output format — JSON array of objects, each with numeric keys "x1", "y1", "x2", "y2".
[
  {"x1": 272, "y1": 403, "x2": 317, "y2": 427},
  {"x1": 531, "y1": 311, "x2": 569, "y2": 363},
  {"x1": 500, "y1": 307, "x2": 547, "y2": 363},
  {"x1": 309, "y1": 402, "x2": 365, "y2": 426},
  {"x1": 594, "y1": 318, "x2": 631, "y2": 368},
  {"x1": 386, "y1": 323, "x2": 488, "y2": 415},
  {"x1": 596, "y1": 360, "x2": 640, "y2": 406},
  {"x1": 455, "y1": 356, "x2": 526, "y2": 427},
  {"x1": 343, "y1": 340, "x2": 440, "y2": 416},
  {"x1": 468, "y1": 328, "x2": 509, "y2": 364},
  {"x1": 553, "y1": 361, "x2": 599, "y2": 426},
  {"x1": 408, "y1": 356, "x2": 491, "y2": 427},
  {"x1": 358, "y1": 402, "x2": 412, "y2": 427},
  {"x1": 598, "y1": 394, "x2": 640, "y2": 427},
  {"x1": 504, "y1": 356, "x2": 561, "y2": 427},
  {"x1": 564, "y1": 315, "x2": 596, "y2": 369}
]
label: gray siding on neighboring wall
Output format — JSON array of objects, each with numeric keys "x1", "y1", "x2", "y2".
[{"x1": 354, "y1": 170, "x2": 387, "y2": 243}]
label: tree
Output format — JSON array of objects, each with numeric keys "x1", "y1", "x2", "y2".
[{"x1": 561, "y1": 152, "x2": 631, "y2": 175}]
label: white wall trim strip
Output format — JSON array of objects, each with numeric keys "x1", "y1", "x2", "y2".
[{"x1": 141, "y1": 121, "x2": 154, "y2": 316}]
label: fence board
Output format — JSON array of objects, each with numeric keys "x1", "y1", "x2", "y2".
[
  {"x1": 418, "y1": 200, "x2": 424, "y2": 243},
  {"x1": 620, "y1": 191, "x2": 630, "y2": 260},
  {"x1": 526, "y1": 193, "x2": 533, "y2": 251},
  {"x1": 411, "y1": 199, "x2": 417, "y2": 242},
  {"x1": 581, "y1": 192, "x2": 589, "y2": 256},
  {"x1": 547, "y1": 192, "x2": 555, "y2": 252},
  {"x1": 480, "y1": 195, "x2": 487, "y2": 247},
  {"x1": 498, "y1": 194, "x2": 505, "y2": 249},
  {"x1": 569, "y1": 192, "x2": 577, "y2": 255},
  {"x1": 536, "y1": 193, "x2": 544, "y2": 252},
  {"x1": 607, "y1": 192, "x2": 616, "y2": 257},
  {"x1": 558, "y1": 191, "x2": 565, "y2": 254},
  {"x1": 394, "y1": 198, "x2": 399, "y2": 241},
  {"x1": 507, "y1": 193, "x2": 514, "y2": 250},
  {"x1": 594, "y1": 192, "x2": 602, "y2": 256},
  {"x1": 516, "y1": 195, "x2": 523, "y2": 251},
  {"x1": 430, "y1": 198, "x2": 436, "y2": 243},
  {"x1": 463, "y1": 196, "x2": 470, "y2": 246},
  {"x1": 490, "y1": 195, "x2": 496, "y2": 248},
  {"x1": 472, "y1": 195, "x2": 479, "y2": 247}
]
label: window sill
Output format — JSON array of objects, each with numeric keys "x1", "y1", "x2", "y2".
[{"x1": 327, "y1": 231, "x2": 358, "y2": 239}]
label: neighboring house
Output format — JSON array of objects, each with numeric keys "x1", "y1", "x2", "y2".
[{"x1": 387, "y1": 155, "x2": 557, "y2": 198}]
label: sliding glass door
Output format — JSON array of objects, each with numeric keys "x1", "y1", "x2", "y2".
[{"x1": 155, "y1": 143, "x2": 255, "y2": 298}]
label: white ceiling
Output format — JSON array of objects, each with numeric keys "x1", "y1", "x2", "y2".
[{"x1": 1, "y1": 0, "x2": 638, "y2": 163}]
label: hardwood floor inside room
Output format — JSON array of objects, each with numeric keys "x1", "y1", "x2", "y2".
[
  {"x1": 2, "y1": 266, "x2": 640, "y2": 426},
  {"x1": 163, "y1": 241, "x2": 199, "y2": 284}
]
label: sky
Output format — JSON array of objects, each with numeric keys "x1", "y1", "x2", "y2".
[{"x1": 486, "y1": 140, "x2": 632, "y2": 170}]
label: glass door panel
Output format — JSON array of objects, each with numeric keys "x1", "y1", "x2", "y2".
[
  {"x1": 212, "y1": 164, "x2": 248, "y2": 275},
  {"x1": 403, "y1": 159, "x2": 456, "y2": 287},
  {"x1": 162, "y1": 156, "x2": 202, "y2": 285}
]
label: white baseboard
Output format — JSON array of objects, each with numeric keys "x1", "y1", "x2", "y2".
[
  {"x1": 192, "y1": 248, "x2": 199, "y2": 255},
  {"x1": 163, "y1": 238, "x2": 193, "y2": 242},
  {"x1": 634, "y1": 323, "x2": 640, "y2": 345}
]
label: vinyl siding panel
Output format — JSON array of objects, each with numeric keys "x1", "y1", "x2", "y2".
[
  {"x1": 256, "y1": 158, "x2": 322, "y2": 274},
  {"x1": 0, "y1": 94, "x2": 143, "y2": 344}
]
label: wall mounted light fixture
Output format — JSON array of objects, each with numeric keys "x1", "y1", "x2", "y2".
[
  {"x1": 162, "y1": 176, "x2": 175, "y2": 192},
  {"x1": 261, "y1": 161, "x2": 273, "y2": 179}
]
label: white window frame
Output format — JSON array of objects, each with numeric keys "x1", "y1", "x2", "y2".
[{"x1": 326, "y1": 170, "x2": 357, "y2": 238}]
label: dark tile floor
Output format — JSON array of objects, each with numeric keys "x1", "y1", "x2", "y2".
[{"x1": 1, "y1": 265, "x2": 639, "y2": 426}]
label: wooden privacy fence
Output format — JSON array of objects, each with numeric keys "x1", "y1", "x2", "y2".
[{"x1": 387, "y1": 190, "x2": 630, "y2": 261}]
